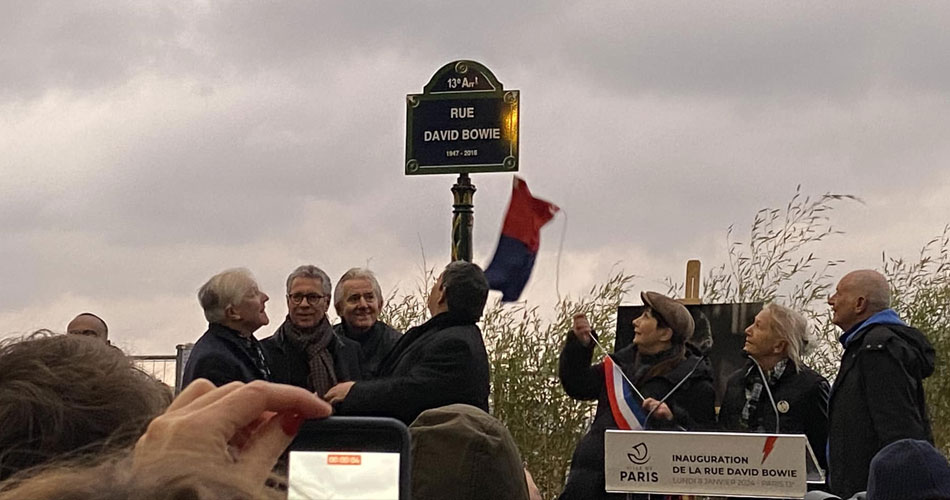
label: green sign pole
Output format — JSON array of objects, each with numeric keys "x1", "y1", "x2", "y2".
[
  {"x1": 451, "y1": 173, "x2": 476, "y2": 262},
  {"x1": 405, "y1": 60, "x2": 519, "y2": 263}
]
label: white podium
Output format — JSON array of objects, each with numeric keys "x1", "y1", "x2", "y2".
[{"x1": 605, "y1": 430, "x2": 824, "y2": 499}]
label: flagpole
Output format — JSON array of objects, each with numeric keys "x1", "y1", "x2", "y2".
[{"x1": 587, "y1": 333, "x2": 646, "y2": 402}]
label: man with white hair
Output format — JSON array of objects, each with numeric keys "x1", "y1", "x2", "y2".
[
  {"x1": 718, "y1": 303, "x2": 830, "y2": 470},
  {"x1": 182, "y1": 268, "x2": 272, "y2": 388},
  {"x1": 332, "y1": 267, "x2": 402, "y2": 378},
  {"x1": 826, "y1": 269, "x2": 935, "y2": 498}
]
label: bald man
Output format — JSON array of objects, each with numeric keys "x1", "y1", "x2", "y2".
[
  {"x1": 67, "y1": 313, "x2": 109, "y2": 344},
  {"x1": 826, "y1": 270, "x2": 935, "y2": 498}
]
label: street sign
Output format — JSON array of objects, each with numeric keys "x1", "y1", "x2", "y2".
[{"x1": 405, "y1": 60, "x2": 519, "y2": 175}]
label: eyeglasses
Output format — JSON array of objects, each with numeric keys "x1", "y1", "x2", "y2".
[{"x1": 288, "y1": 293, "x2": 326, "y2": 305}]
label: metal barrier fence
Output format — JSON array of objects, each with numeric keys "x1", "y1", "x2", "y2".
[{"x1": 131, "y1": 344, "x2": 193, "y2": 394}]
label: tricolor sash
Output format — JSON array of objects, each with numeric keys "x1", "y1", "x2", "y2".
[{"x1": 604, "y1": 356, "x2": 647, "y2": 430}]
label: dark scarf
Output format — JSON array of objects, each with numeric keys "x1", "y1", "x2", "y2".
[
  {"x1": 279, "y1": 316, "x2": 337, "y2": 397},
  {"x1": 740, "y1": 358, "x2": 787, "y2": 430},
  {"x1": 631, "y1": 344, "x2": 686, "y2": 387}
]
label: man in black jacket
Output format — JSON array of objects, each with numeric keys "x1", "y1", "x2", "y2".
[
  {"x1": 333, "y1": 267, "x2": 402, "y2": 378},
  {"x1": 325, "y1": 261, "x2": 490, "y2": 425},
  {"x1": 182, "y1": 268, "x2": 273, "y2": 387},
  {"x1": 826, "y1": 269, "x2": 935, "y2": 498},
  {"x1": 260, "y1": 265, "x2": 362, "y2": 398}
]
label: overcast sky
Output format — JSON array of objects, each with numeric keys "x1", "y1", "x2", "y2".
[{"x1": 2, "y1": 1, "x2": 948, "y2": 354}]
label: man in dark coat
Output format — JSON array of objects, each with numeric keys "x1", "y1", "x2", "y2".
[
  {"x1": 718, "y1": 303, "x2": 830, "y2": 472},
  {"x1": 260, "y1": 265, "x2": 362, "y2": 398},
  {"x1": 826, "y1": 269, "x2": 935, "y2": 498},
  {"x1": 325, "y1": 261, "x2": 491, "y2": 425},
  {"x1": 558, "y1": 291, "x2": 717, "y2": 500},
  {"x1": 332, "y1": 267, "x2": 402, "y2": 378},
  {"x1": 182, "y1": 268, "x2": 273, "y2": 387}
]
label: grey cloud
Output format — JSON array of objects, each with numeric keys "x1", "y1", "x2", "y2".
[
  {"x1": 2, "y1": 1, "x2": 950, "y2": 347},
  {"x1": 5, "y1": 2, "x2": 949, "y2": 105},
  {"x1": 549, "y1": 2, "x2": 950, "y2": 100},
  {"x1": 0, "y1": 2, "x2": 191, "y2": 99}
]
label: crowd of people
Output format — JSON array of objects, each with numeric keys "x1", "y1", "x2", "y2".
[
  {"x1": 0, "y1": 263, "x2": 946, "y2": 499},
  {"x1": 558, "y1": 269, "x2": 942, "y2": 500}
]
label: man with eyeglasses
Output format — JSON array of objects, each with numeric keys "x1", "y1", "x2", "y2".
[
  {"x1": 333, "y1": 268, "x2": 402, "y2": 378},
  {"x1": 261, "y1": 265, "x2": 362, "y2": 398}
]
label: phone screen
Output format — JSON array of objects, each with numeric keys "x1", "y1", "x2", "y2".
[{"x1": 287, "y1": 450, "x2": 400, "y2": 500}]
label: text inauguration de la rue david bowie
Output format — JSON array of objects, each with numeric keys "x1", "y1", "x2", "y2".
[{"x1": 618, "y1": 453, "x2": 800, "y2": 491}]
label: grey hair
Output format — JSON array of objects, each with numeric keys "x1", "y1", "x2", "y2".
[
  {"x1": 285, "y1": 265, "x2": 331, "y2": 296},
  {"x1": 197, "y1": 268, "x2": 258, "y2": 324},
  {"x1": 764, "y1": 303, "x2": 811, "y2": 370},
  {"x1": 333, "y1": 268, "x2": 384, "y2": 310}
]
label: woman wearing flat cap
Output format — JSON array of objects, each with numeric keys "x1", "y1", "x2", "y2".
[{"x1": 558, "y1": 291, "x2": 716, "y2": 500}]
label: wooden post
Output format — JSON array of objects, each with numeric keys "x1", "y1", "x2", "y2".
[{"x1": 682, "y1": 259, "x2": 701, "y2": 304}]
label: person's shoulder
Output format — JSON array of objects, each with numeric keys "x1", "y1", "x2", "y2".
[
  {"x1": 335, "y1": 331, "x2": 361, "y2": 350},
  {"x1": 190, "y1": 329, "x2": 221, "y2": 351},
  {"x1": 796, "y1": 363, "x2": 828, "y2": 382},
  {"x1": 437, "y1": 322, "x2": 481, "y2": 336},
  {"x1": 725, "y1": 364, "x2": 749, "y2": 385},
  {"x1": 259, "y1": 328, "x2": 282, "y2": 345},
  {"x1": 791, "y1": 365, "x2": 831, "y2": 398},
  {"x1": 187, "y1": 340, "x2": 235, "y2": 367},
  {"x1": 858, "y1": 323, "x2": 930, "y2": 354},
  {"x1": 860, "y1": 323, "x2": 901, "y2": 344},
  {"x1": 377, "y1": 321, "x2": 403, "y2": 339},
  {"x1": 259, "y1": 333, "x2": 284, "y2": 357},
  {"x1": 426, "y1": 324, "x2": 484, "y2": 352},
  {"x1": 680, "y1": 348, "x2": 714, "y2": 380}
]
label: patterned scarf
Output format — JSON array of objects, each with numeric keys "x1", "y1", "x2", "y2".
[
  {"x1": 280, "y1": 317, "x2": 338, "y2": 397},
  {"x1": 740, "y1": 358, "x2": 787, "y2": 430},
  {"x1": 237, "y1": 335, "x2": 271, "y2": 381}
]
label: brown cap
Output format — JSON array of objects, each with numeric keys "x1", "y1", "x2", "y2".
[
  {"x1": 410, "y1": 404, "x2": 529, "y2": 500},
  {"x1": 640, "y1": 291, "x2": 694, "y2": 344}
]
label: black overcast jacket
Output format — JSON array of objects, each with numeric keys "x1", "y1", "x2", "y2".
[
  {"x1": 827, "y1": 321, "x2": 934, "y2": 498},
  {"x1": 334, "y1": 320, "x2": 401, "y2": 379},
  {"x1": 181, "y1": 323, "x2": 269, "y2": 388},
  {"x1": 718, "y1": 360, "x2": 830, "y2": 470},
  {"x1": 334, "y1": 311, "x2": 490, "y2": 425}
]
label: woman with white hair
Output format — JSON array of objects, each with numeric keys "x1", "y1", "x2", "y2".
[
  {"x1": 718, "y1": 303, "x2": 831, "y2": 469},
  {"x1": 182, "y1": 268, "x2": 272, "y2": 388}
]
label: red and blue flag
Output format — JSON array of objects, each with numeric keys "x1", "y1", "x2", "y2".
[{"x1": 484, "y1": 177, "x2": 559, "y2": 302}]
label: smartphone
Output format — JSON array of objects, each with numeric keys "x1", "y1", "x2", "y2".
[{"x1": 286, "y1": 417, "x2": 411, "y2": 500}]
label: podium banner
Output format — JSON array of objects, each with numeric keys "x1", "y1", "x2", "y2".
[{"x1": 605, "y1": 430, "x2": 806, "y2": 499}]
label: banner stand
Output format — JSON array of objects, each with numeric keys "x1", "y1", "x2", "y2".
[{"x1": 605, "y1": 430, "x2": 824, "y2": 499}]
